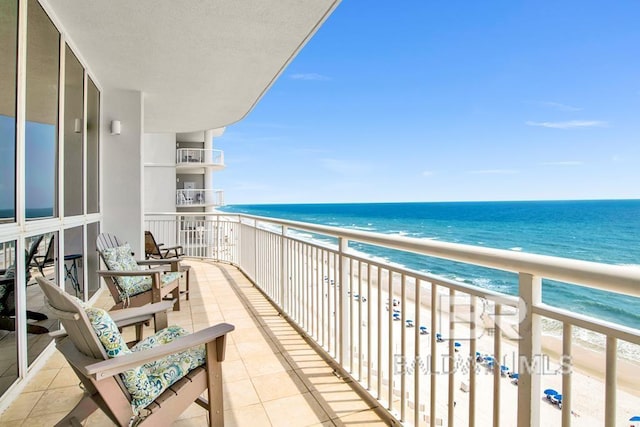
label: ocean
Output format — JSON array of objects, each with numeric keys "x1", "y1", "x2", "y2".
[{"x1": 220, "y1": 200, "x2": 640, "y2": 335}]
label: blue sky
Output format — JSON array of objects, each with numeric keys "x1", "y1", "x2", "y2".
[{"x1": 215, "y1": 1, "x2": 640, "y2": 205}]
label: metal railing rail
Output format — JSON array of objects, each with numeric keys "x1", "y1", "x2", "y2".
[{"x1": 144, "y1": 212, "x2": 640, "y2": 427}]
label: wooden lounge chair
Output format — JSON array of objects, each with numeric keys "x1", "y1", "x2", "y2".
[
  {"x1": 145, "y1": 231, "x2": 191, "y2": 300},
  {"x1": 145, "y1": 231, "x2": 184, "y2": 259},
  {"x1": 36, "y1": 276, "x2": 234, "y2": 426},
  {"x1": 96, "y1": 233, "x2": 183, "y2": 317},
  {"x1": 32, "y1": 234, "x2": 56, "y2": 276},
  {"x1": 0, "y1": 235, "x2": 49, "y2": 334}
]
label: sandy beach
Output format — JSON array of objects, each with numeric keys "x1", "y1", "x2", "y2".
[{"x1": 309, "y1": 255, "x2": 640, "y2": 426}]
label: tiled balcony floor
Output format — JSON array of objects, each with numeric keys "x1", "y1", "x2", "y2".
[{"x1": 0, "y1": 260, "x2": 391, "y2": 426}]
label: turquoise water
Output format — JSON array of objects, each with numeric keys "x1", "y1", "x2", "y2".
[{"x1": 221, "y1": 200, "x2": 640, "y2": 331}]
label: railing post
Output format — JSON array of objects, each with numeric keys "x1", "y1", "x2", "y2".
[
  {"x1": 605, "y1": 336, "x2": 617, "y2": 427},
  {"x1": 517, "y1": 273, "x2": 541, "y2": 427},
  {"x1": 338, "y1": 237, "x2": 350, "y2": 367},
  {"x1": 280, "y1": 226, "x2": 288, "y2": 311}
]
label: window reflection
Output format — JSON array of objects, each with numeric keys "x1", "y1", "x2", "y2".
[
  {"x1": 25, "y1": 233, "x2": 58, "y2": 367},
  {"x1": 0, "y1": 1, "x2": 18, "y2": 222},
  {"x1": 25, "y1": 0, "x2": 59, "y2": 220},
  {"x1": 64, "y1": 46, "x2": 84, "y2": 216},
  {"x1": 87, "y1": 78, "x2": 100, "y2": 214},
  {"x1": 0, "y1": 240, "x2": 18, "y2": 395},
  {"x1": 86, "y1": 222, "x2": 100, "y2": 299}
]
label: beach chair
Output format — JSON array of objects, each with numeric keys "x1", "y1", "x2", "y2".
[
  {"x1": 144, "y1": 231, "x2": 184, "y2": 259},
  {"x1": 96, "y1": 233, "x2": 183, "y2": 317},
  {"x1": 144, "y1": 231, "x2": 191, "y2": 301},
  {"x1": 32, "y1": 234, "x2": 56, "y2": 276},
  {"x1": 0, "y1": 235, "x2": 49, "y2": 334},
  {"x1": 36, "y1": 276, "x2": 234, "y2": 426}
]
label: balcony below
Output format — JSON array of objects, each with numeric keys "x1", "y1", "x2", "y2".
[
  {"x1": 1, "y1": 260, "x2": 390, "y2": 426},
  {"x1": 176, "y1": 149, "x2": 225, "y2": 174},
  {"x1": 176, "y1": 189, "x2": 224, "y2": 208}
]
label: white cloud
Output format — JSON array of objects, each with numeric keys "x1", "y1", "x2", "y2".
[
  {"x1": 468, "y1": 169, "x2": 519, "y2": 175},
  {"x1": 525, "y1": 120, "x2": 607, "y2": 129},
  {"x1": 290, "y1": 73, "x2": 330, "y2": 81},
  {"x1": 539, "y1": 101, "x2": 582, "y2": 112},
  {"x1": 422, "y1": 170, "x2": 435, "y2": 177},
  {"x1": 540, "y1": 161, "x2": 584, "y2": 166}
]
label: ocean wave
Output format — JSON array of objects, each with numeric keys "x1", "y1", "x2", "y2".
[
  {"x1": 542, "y1": 320, "x2": 640, "y2": 362},
  {"x1": 510, "y1": 247, "x2": 523, "y2": 252}
]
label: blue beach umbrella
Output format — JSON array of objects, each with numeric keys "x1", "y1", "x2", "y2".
[
  {"x1": 454, "y1": 342, "x2": 462, "y2": 348},
  {"x1": 630, "y1": 416, "x2": 640, "y2": 421},
  {"x1": 544, "y1": 389, "x2": 558, "y2": 397}
]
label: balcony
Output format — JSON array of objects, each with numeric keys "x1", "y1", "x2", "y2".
[
  {"x1": 142, "y1": 212, "x2": 640, "y2": 426},
  {"x1": 176, "y1": 149, "x2": 225, "y2": 174},
  {"x1": 4, "y1": 213, "x2": 639, "y2": 426},
  {"x1": 2, "y1": 260, "x2": 390, "y2": 426},
  {"x1": 176, "y1": 189, "x2": 224, "y2": 208}
]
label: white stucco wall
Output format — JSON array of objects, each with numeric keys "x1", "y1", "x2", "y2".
[
  {"x1": 101, "y1": 89, "x2": 144, "y2": 255},
  {"x1": 144, "y1": 133, "x2": 178, "y2": 213}
]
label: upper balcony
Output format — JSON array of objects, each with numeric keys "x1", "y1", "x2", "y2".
[
  {"x1": 176, "y1": 149, "x2": 225, "y2": 174},
  {"x1": 176, "y1": 189, "x2": 224, "y2": 208}
]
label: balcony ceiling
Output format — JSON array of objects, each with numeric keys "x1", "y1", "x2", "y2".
[{"x1": 45, "y1": 0, "x2": 339, "y2": 133}]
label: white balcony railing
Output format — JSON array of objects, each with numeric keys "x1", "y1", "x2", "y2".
[
  {"x1": 175, "y1": 189, "x2": 224, "y2": 207},
  {"x1": 176, "y1": 148, "x2": 224, "y2": 166},
  {"x1": 144, "y1": 212, "x2": 640, "y2": 427}
]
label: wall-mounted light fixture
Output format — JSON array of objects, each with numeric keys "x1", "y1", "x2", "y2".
[
  {"x1": 73, "y1": 118, "x2": 82, "y2": 133},
  {"x1": 110, "y1": 120, "x2": 121, "y2": 135}
]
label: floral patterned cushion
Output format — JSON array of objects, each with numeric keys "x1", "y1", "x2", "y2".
[
  {"x1": 86, "y1": 306, "x2": 205, "y2": 413},
  {"x1": 101, "y1": 244, "x2": 182, "y2": 300}
]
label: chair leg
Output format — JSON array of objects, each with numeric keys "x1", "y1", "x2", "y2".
[
  {"x1": 205, "y1": 339, "x2": 224, "y2": 427},
  {"x1": 185, "y1": 267, "x2": 190, "y2": 301},
  {"x1": 154, "y1": 310, "x2": 168, "y2": 331}
]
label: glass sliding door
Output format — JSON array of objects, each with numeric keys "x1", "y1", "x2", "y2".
[
  {"x1": 0, "y1": 1, "x2": 18, "y2": 223},
  {"x1": 25, "y1": 0, "x2": 60, "y2": 220}
]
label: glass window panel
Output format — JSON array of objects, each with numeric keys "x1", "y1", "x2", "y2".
[
  {"x1": 86, "y1": 78, "x2": 99, "y2": 214},
  {"x1": 63, "y1": 226, "x2": 83, "y2": 298},
  {"x1": 0, "y1": 240, "x2": 18, "y2": 396},
  {"x1": 26, "y1": 233, "x2": 58, "y2": 367},
  {"x1": 63, "y1": 46, "x2": 83, "y2": 216},
  {"x1": 86, "y1": 222, "x2": 100, "y2": 299},
  {"x1": 25, "y1": 0, "x2": 59, "y2": 220},
  {"x1": 0, "y1": 2, "x2": 18, "y2": 223}
]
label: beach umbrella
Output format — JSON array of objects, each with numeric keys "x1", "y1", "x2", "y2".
[
  {"x1": 454, "y1": 342, "x2": 461, "y2": 348},
  {"x1": 511, "y1": 373, "x2": 519, "y2": 379},
  {"x1": 630, "y1": 416, "x2": 640, "y2": 421},
  {"x1": 543, "y1": 388, "x2": 558, "y2": 396}
]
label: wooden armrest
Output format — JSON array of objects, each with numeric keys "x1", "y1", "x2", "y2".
[
  {"x1": 109, "y1": 300, "x2": 174, "y2": 326},
  {"x1": 137, "y1": 259, "x2": 180, "y2": 271},
  {"x1": 49, "y1": 329, "x2": 68, "y2": 339},
  {"x1": 97, "y1": 270, "x2": 162, "y2": 277},
  {"x1": 85, "y1": 323, "x2": 235, "y2": 380},
  {"x1": 137, "y1": 259, "x2": 180, "y2": 265}
]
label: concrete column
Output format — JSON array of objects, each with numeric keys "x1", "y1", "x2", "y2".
[{"x1": 101, "y1": 89, "x2": 144, "y2": 256}]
